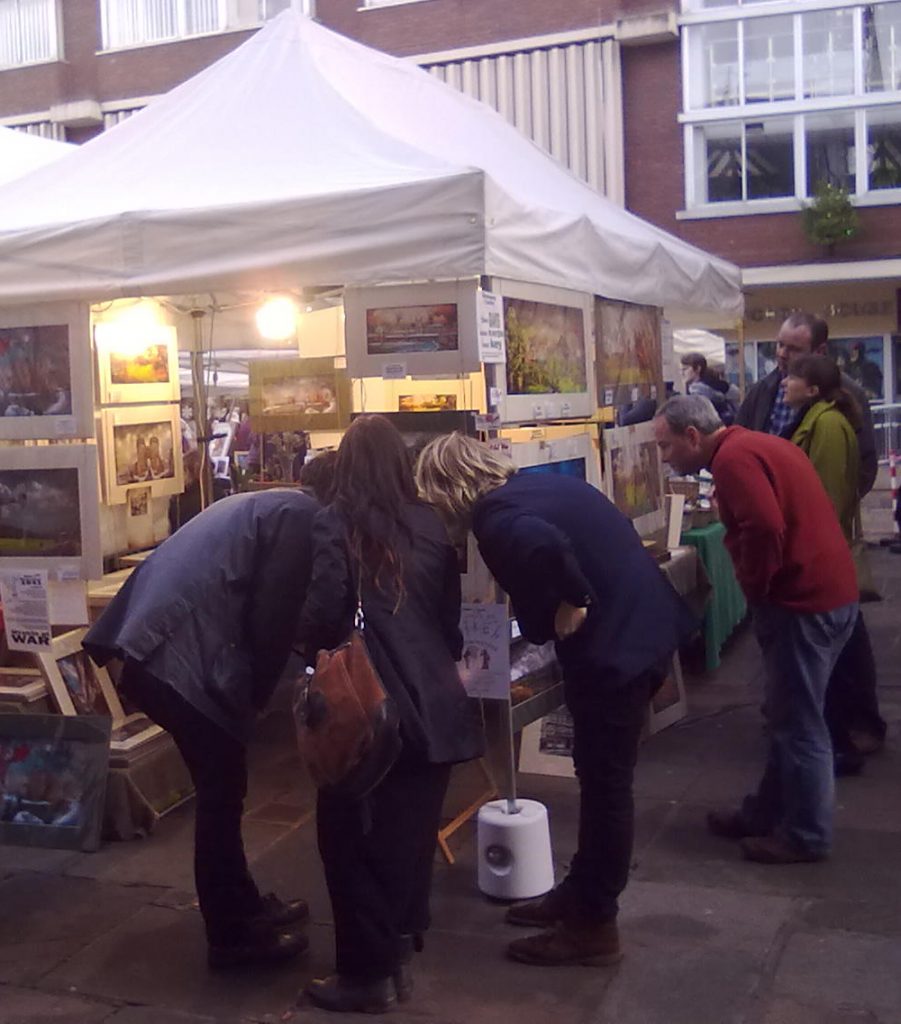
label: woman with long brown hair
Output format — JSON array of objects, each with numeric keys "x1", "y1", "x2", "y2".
[{"x1": 296, "y1": 415, "x2": 482, "y2": 1013}]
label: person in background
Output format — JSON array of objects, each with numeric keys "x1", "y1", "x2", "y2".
[
  {"x1": 737, "y1": 313, "x2": 877, "y2": 498},
  {"x1": 680, "y1": 353, "x2": 736, "y2": 425},
  {"x1": 299, "y1": 448, "x2": 338, "y2": 503},
  {"x1": 653, "y1": 396, "x2": 858, "y2": 864},
  {"x1": 84, "y1": 488, "x2": 326, "y2": 970},
  {"x1": 296, "y1": 415, "x2": 482, "y2": 1014},
  {"x1": 783, "y1": 354, "x2": 886, "y2": 773},
  {"x1": 416, "y1": 433, "x2": 696, "y2": 968}
]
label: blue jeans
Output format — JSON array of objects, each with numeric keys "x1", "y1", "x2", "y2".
[{"x1": 742, "y1": 601, "x2": 858, "y2": 855}]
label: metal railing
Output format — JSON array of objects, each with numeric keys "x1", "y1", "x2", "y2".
[{"x1": 871, "y1": 402, "x2": 901, "y2": 464}]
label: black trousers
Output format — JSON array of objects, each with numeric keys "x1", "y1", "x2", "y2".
[
  {"x1": 559, "y1": 670, "x2": 655, "y2": 925},
  {"x1": 120, "y1": 661, "x2": 263, "y2": 946},
  {"x1": 824, "y1": 610, "x2": 886, "y2": 754},
  {"x1": 316, "y1": 756, "x2": 452, "y2": 981}
]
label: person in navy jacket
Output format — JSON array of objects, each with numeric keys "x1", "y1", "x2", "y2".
[{"x1": 416, "y1": 433, "x2": 696, "y2": 968}]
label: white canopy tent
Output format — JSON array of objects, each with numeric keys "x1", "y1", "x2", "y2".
[
  {"x1": 0, "y1": 126, "x2": 71, "y2": 187},
  {"x1": 0, "y1": 12, "x2": 741, "y2": 316}
]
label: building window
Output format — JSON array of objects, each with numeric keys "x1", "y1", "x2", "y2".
[
  {"x1": 0, "y1": 0, "x2": 59, "y2": 69},
  {"x1": 100, "y1": 0, "x2": 290, "y2": 49},
  {"x1": 682, "y1": 1, "x2": 901, "y2": 211}
]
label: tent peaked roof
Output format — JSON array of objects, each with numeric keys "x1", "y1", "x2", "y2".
[
  {"x1": 0, "y1": 11, "x2": 741, "y2": 315},
  {"x1": 0, "y1": 126, "x2": 72, "y2": 187}
]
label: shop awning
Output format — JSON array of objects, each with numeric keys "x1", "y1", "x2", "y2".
[{"x1": 0, "y1": 12, "x2": 741, "y2": 317}]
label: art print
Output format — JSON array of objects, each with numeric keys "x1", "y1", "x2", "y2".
[
  {"x1": 398, "y1": 394, "x2": 458, "y2": 413},
  {"x1": 367, "y1": 304, "x2": 459, "y2": 356},
  {"x1": 518, "y1": 708, "x2": 577, "y2": 778},
  {"x1": 828, "y1": 336, "x2": 884, "y2": 401},
  {"x1": 596, "y1": 299, "x2": 663, "y2": 407},
  {"x1": 35, "y1": 629, "x2": 125, "y2": 723},
  {"x1": 603, "y1": 422, "x2": 665, "y2": 536},
  {"x1": 100, "y1": 405, "x2": 184, "y2": 505},
  {"x1": 94, "y1": 322, "x2": 179, "y2": 405},
  {"x1": 0, "y1": 713, "x2": 110, "y2": 851},
  {"x1": 249, "y1": 356, "x2": 351, "y2": 433},
  {"x1": 504, "y1": 297, "x2": 587, "y2": 397},
  {"x1": 0, "y1": 303, "x2": 92, "y2": 440}
]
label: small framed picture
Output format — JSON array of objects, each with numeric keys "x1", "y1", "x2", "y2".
[
  {"x1": 647, "y1": 653, "x2": 687, "y2": 735},
  {"x1": 0, "y1": 667, "x2": 48, "y2": 710},
  {"x1": 0, "y1": 302, "x2": 94, "y2": 441},
  {"x1": 0, "y1": 712, "x2": 111, "y2": 851},
  {"x1": 249, "y1": 356, "x2": 352, "y2": 433},
  {"x1": 35, "y1": 628, "x2": 127, "y2": 725},
  {"x1": 208, "y1": 421, "x2": 235, "y2": 460},
  {"x1": 518, "y1": 708, "x2": 577, "y2": 779},
  {"x1": 99, "y1": 404, "x2": 184, "y2": 505},
  {"x1": 94, "y1": 322, "x2": 180, "y2": 406}
]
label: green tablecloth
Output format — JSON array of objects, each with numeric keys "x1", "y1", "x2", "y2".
[{"x1": 680, "y1": 522, "x2": 747, "y2": 671}]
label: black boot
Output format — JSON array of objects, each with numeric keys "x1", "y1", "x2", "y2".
[
  {"x1": 304, "y1": 974, "x2": 396, "y2": 1014},
  {"x1": 394, "y1": 934, "x2": 416, "y2": 1003}
]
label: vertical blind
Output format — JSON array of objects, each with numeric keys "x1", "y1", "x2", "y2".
[
  {"x1": 101, "y1": 0, "x2": 226, "y2": 49},
  {"x1": 0, "y1": 0, "x2": 58, "y2": 69},
  {"x1": 422, "y1": 38, "x2": 624, "y2": 202}
]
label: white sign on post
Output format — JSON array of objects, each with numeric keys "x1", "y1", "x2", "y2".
[
  {"x1": 457, "y1": 602, "x2": 510, "y2": 700},
  {"x1": 477, "y1": 291, "x2": 506, "y2": 364},
  {"x1": 0, "y1": 570, "x2": 52, "y2": 651}
]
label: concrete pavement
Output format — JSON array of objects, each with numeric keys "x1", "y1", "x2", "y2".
[{"x1": 1, "y1": 548, "x2": 899, "y2": 1024}]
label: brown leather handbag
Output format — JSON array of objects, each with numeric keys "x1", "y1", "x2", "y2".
[{"x1": 293, "y1": 602, "x2": 401, "y2": 801}]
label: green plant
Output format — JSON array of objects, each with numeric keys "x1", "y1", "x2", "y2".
[{"x1": 802, "y1": 181, "x2": 859, "y2": 252}]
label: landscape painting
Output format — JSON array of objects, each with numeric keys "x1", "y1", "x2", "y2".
[
  {"x1": 249, "y1": 357, "x2": 351, "y2": 433},
  {"x1": 504, "y1": 297, "x2": 587, "y2": 396},
  {"x1": 109, "y1": 343, "x2": 171, "y2": 386},
  {"x1": 366, "y1": 303, "x2": 459, "y2": 356},
  {"x1": 604, "y1": 423, "x2": 665, "y2": 536},
  {"x1": 596, "y1": 300, "x2": 662, "y2": 406},
  {"x1": 94, "y1": 322, "x2": 179, "y2": 405},
  {"x1": 398, "y1": 393, "x2": 458, "y2": 413},
  {"x1": 0, "y1": 468, "x2": 83, "y2": 559}
]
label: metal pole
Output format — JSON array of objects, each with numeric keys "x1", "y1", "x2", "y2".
[{"x1": 190, "y1": 310, "x2": 213, "y2": 511}]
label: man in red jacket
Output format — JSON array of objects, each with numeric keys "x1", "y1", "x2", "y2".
[{"x1": 653, "y1": 395, "x2": 858, "y2": 864}]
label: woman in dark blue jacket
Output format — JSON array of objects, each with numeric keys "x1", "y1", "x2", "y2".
[
  {"x1": 417, "y1": 433, "x2": 696, "y2": 968},
  {"x1": 296, "y1": 415, "x2": 482, "y2": 1013}
]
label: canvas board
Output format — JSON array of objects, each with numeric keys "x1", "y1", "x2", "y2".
[
  {"x1": 490, "y1": 280, "x2": 594, "y2": 424},
  {"x1": 344, "y1": 280, "x2": 481, "y2": 378},
  {"x1": 93, "y1": 322, "x2": 180, "y2": 405},
  {"x1": 603, "y1": 421, "x2": 666, "y2": 536},
  {"x1": 0, "y1": 302, "x2": 93, "y2": 440},
  {"x1": 0, "y1": 712, "x2": 110, "y2": 851},
  {"x1": 99, "y1": 404, "x2": 184, "y2": 505},
  {"x1": 595, "y1": 299, "x2": 663, "y2": 408},
  {"x1": 249, "y1": 356, "x2": 352, "y2": 433},
  {"x1": 35, "y1": 628, "x2": 127, "y2": 726},
  {"x1": 0, "y1": 444, "x2": 103, "y2": 579},
  {"x1": 508, "y1": 432, "x2": 603, "y2": 492}
]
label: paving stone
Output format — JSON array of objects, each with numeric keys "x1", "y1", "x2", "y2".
[
  {"x1": 761, "y1": 995, "x2": 886, "y2": 1023},
  {"x1": 0, "y1": 847, "x2": 81, "y2": 879},
  {"x1": 774, "y1": 931, "x2": 901, "y2": 1017},
  {"x1": 799, "y1": 897, "x2": 901, "y2": 938},
  {"x1": 0, "y1": 985, "x2": 116, "y2": 1024},
  {"x1": 0, "y1": 876, "x2": 159, "y2": 986},
  {"x1": 106, "y1": 1007, "x2": 231, "y2": 1024}
]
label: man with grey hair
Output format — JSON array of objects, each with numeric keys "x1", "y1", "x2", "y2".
[{"x1": 653, "y1": 396, "x2": 858, "y2": 864}]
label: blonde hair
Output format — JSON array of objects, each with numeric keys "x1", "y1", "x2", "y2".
[{"x1": 415, "y1": 432, "x2": 516, "y2": 527}]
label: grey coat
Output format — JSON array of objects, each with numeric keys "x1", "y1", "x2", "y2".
[
  {"x1": 737, "y1": 368, "x2": 877, "y2": 497},
  {"x1": 84, "y1": 489, "x2": 319, "y2": 743}
]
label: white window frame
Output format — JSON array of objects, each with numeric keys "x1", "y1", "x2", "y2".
[
  {"x1": 100, "y1": 0, "x2": 231, "y2": 51},
  {"x1": 680, "y1": 0, "x2": 901, "y2": 215},
  {"x1": 0, "y1": 0, "x2": 61, "y2": 70},
  {"x1": 358, "y1": 0, "x2": 433, "y2": 9}
]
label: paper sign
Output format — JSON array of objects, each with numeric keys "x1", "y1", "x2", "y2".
[
  {"x1": 48, "y1": 579, "x2": 89, "y2": 626},
  {"x1": 457, "y1": 602, "x2": 510, "y2": 700},
  {"x1": 474, "y1": 413, "x2": 500, "y2": 431},
  {"x1": 382, "y1": 362, "x2": 406, "y2": 380},
  {"x1": 487, "y1": 438, "x2": 512, "y2": 456},
  {"x1": 476, "y1": 290, "x2": 506, "y2": 364},
  {"x1": 0, "y1": 570, "x2": 52, "y2": 651},
  {"x1": 604, "y1": 388, "x2": 614, "y2": 406}
]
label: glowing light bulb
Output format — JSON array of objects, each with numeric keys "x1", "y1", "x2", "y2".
[{"x1": 256, "y1": 296, "x2": 298, "y2": 341}]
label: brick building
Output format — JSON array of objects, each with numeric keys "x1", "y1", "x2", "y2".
[{"x1": 1, "y1": 0, "x2": 899, "y2": 403}]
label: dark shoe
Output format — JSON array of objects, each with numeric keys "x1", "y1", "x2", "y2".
[
  {"x1": 505, "y1": 885, "x2": 568, "y2": 927},
  {"x1": 258, "y1": 892, "x2": 310, "y2": 928},
  {"x1": 706, "y1": 809, "x2": 761, "y2": 840},
  {"x1": 208, "y1": 929, "x2": 308, "y2": 970},
  {"x1": 507, "y1": 920, "x2": 622, "y2": 967},
  {"x1": 394, "y1": 934, "x2": 415, "y2": 1003},
  {"x1": 739, "y1": 835, "x2": 826, "y2": 865},
  {"x1": 833, "y1": 751, "x2": 865, "y2": 777},
  {"x1": 304, "y1": 974, "x2": 396, "y2": 1014}
]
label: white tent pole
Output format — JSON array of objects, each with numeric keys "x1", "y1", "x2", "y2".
[{"x1": 190, "y1": 310, "x2": 213, "y2": 511}]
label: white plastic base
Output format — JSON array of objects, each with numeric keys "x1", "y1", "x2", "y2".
[{"x1": 476, "y1": 798, "x2": 555, "y2": 900}]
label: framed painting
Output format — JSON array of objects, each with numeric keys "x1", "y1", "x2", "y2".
[
  {"x1": 344, "y1": 280, "x2": 481, "y2": 378},
  {"x1": 491, "y1": 280, "x2": 594, "y2": 424},
  {"x1": 508, "y1": 431, "x2": 603, "y2": 492},
  {"x1": 249, "y1": 356, "x2": 352, "y2": 433},
  {"x1": 35, "y1": 628, "x2": 126, "y2": 724},
  {"x1": 595, "y1": 299, "x2": 663, "y2": 408},
  {"x1": 603, "y1": 421, "x2": 665, "y2": 537},
  {"x1": 398, "y1": 394, "x2": 458, "y2": 413},
  {"x1": 0, "y1": 712, "x2": 110, "y2": 851},
  {"x1": 0, "y1": 667, "x2": 48, "y2": 711},
  {"x1": 0, "y1": 444, "x2": 103, "y2": 580},
  {"x1": 93, "y1": 322, "x2": 180, "y2": 405},
  {"x1": 0, "y1": 302, "x2": 94, "y2": 441},
  {"x1": 647, "y1": 653, "x2": 687, "y2": 735},
  {"x1": 99, "y1": 404, "x2": 184, "y2": 505}
]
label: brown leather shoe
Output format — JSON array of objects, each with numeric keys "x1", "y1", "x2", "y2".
[
  {"x1": 208, "y1": 929, "x2": 308, "y2": 970},
  {"x1": 507, "y1": 920, "x2": 623, "y2": 967},
  {"x1": 505, "y1": 885, "x2": 569, "y2": 927},
  {"x1": 739, "y1": 835, "x2": 826, "y2": 864},
  {"x1": 706, "y1": 809, "x2": 761, "y2": 840},
  {"x1": 303, "y1": 974, "x2": 396, "y2": 1013}
]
